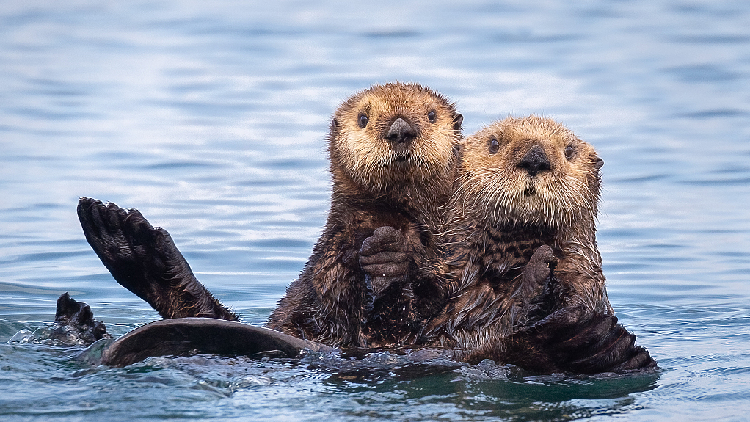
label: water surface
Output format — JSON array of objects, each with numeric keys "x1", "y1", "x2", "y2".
[{"x1": 1, "y1": 1, "x2": 750, "y2": 420}]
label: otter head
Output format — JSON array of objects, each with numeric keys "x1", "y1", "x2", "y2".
[
  {"x1": 458, "y1": 115, "x2": 603, "y2": 229},
  {"x1": 328, "y1": 82, "x2": 463, "y2": 196}
]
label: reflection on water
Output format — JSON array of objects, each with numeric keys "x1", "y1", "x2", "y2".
[{"x1": 1, "y1": 0, "x2": 750, "y2": 420}]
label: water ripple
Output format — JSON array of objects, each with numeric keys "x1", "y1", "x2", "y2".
[{"x1": 2, "y1": 0, "x2": 750, "y2": 420}]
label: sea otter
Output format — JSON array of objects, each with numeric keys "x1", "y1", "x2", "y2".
[
  {"x1": 78, "y1": 82, "x2": 463, "y2": 349},
  {"x1": 267, "y1": 82, "x2": 463, "y2": 347},
  {"x1": 419, "y1": 115, "x2": 655, "y2": 373}
]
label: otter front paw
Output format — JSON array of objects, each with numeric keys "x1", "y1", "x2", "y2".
[
  {"x1": 509, "y1": 245, "x2": 558, "y2": 327},
  {"x1": 524, "y1": 245, "x2": 558, "y2": 286},
  {"x1": 359, "y1": 226, "x2": 409, "y2": 296}
]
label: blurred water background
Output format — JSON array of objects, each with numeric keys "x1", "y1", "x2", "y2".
[{"x1": 1, "y1": 1, "x2": 749, "y2": 420}]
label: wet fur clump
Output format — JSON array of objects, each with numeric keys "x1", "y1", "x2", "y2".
[{"x1": 267, "y1": 82, "x2": 463, "y2": 348}]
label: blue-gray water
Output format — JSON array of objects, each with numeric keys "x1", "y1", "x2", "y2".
[{"x1": 1, "y1": 1, "x2": 749, "y2": 420}]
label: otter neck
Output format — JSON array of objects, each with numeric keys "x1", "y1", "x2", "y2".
[
  {"x1": 446, "y1": 209, "x2": 600, "y2": 271},
  {"x1": 482, "y1": 216, "x2": 599, "y2": 257},
  {"x1": 332, "y1": 167, "x2": 451, "y2": 227}
]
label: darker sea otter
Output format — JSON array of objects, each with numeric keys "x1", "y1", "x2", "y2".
[
  {"x1": 266, "y1": 82, "x2": 463, "y2": 347},
  {"x1": 410, "y1": 115, "x2": 656, "y2": 373},
  {"x1": 78, "y1": 82, "x2": 463, "y2": 348}
]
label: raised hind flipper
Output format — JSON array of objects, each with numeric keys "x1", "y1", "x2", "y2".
[{"x1": 77, "y1": 197, "x2": 237, "y2": 321}]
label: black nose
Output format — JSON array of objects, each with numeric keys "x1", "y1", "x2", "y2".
[
  {"x1": 385, "y1": 118, "x2": 418, "y2": 146},
  {"x1": 518, "y1": 145, "x2": 551, "y2": 176}
]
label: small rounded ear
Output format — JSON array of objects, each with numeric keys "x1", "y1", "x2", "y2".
[
  {"x1": 329, "y1": 118, "x2": 340, "y2": 137},
  {"x1": 594, "y1": 158, "x2": 604, "y2": 169},
  {"x1": 453, "y1": 114, "x2": 463, "y2": 131}
]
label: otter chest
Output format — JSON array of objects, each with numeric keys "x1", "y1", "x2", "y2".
[{"x1": 476, "y1": 225, "x2": 557, "y2": 281}]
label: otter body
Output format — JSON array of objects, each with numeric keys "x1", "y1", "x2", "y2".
[
  {"x1": 412, "y1": 116, "x2": 655, "y2": 373},
  {"x1": 435, "y1": 115, "x2": 608, "y2": 317},
  {"x1": 267, "y1": 83, "x2": 463, "y2": 347}
]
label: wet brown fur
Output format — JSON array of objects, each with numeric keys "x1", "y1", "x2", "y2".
[
  {"x1": 419, "y1": 116, "x2": 653, "y2": 372},
  {"x1": 267, "y1": 83, "x2": 463, "y2": 347}
]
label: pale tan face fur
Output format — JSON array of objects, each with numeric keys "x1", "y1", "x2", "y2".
[
  {"x1": 458, "y1": 115, "x2": 603, "y2": 229},
  {"x1": 329, "y1": 83, "x2": 462, "y2": 193}
]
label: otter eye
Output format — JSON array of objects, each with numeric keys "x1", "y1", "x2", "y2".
[
  {"x1": 565, "y1": 144, "x2": 575, "y2": 160},
  {"x1": 488, "y1": 137, "x2": 500, "y2": 154},
  {"x1": 427, "y1": 110, "x2": 436, "y2": 123},
  {"x1": 357, "y1": 113, "x2": 369, "y2": 128}
]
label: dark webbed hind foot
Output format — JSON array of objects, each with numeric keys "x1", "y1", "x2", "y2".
[
  {"x1": 505, "y1": 306, "x2": 657, "y2": 374},
  {"x1": 77, "y1": 197, "x2": 237, "y2": 321}
]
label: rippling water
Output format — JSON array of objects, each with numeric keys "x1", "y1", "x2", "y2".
[{"x1": 2, "y1": 1, "x2": 749, "y2": 420}]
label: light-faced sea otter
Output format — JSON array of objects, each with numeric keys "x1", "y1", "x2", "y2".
[
  {"x1": 417, "y1": 115, "x2": 656, "y2": 373},
  {"x1": 359, "y1": 115, "x2": 656, "y2": 373}
]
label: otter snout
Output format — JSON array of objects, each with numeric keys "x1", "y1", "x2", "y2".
[
  {"x1": 518, "y1": 145, "x2": 551, "y2": 176},
  {"x1": 386, "y1": 117, "x2": 418, "y2": 153}
]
